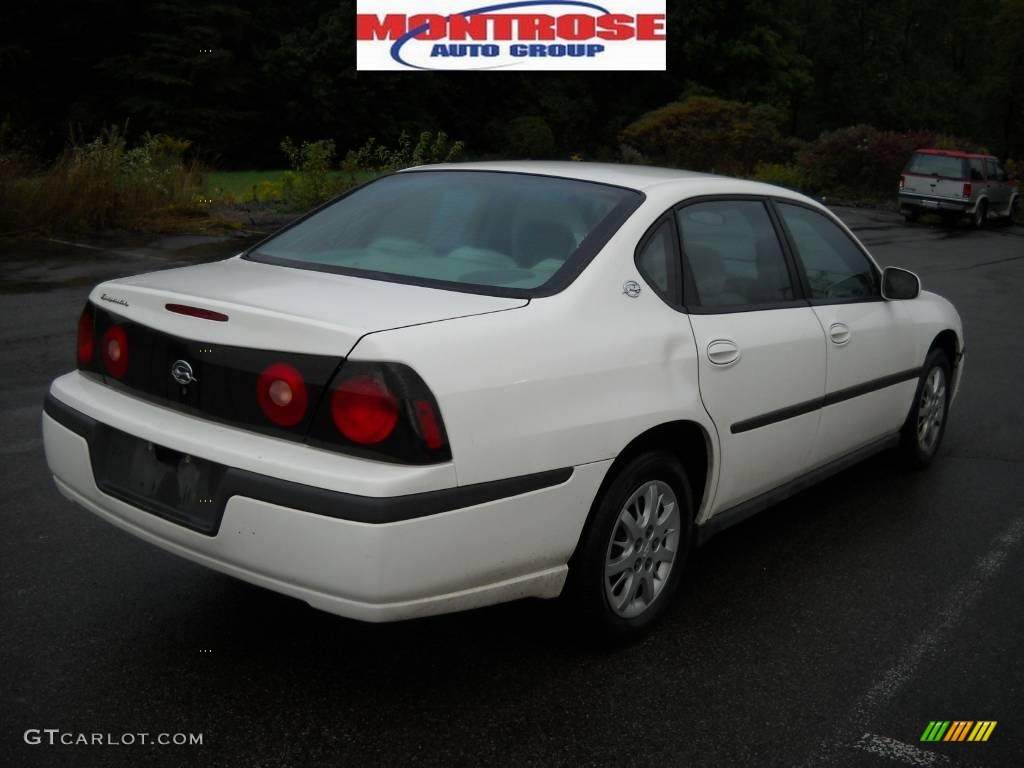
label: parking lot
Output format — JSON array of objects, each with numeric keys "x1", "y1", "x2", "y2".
[{"x1": 1, "y1": 210, "x2": 1022, "y2": 767}]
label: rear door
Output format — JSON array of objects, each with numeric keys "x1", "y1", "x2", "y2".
[
  {"x1": 677, "y1": 198, "x2": 827, "y2": 513},
  {"x1": 773, "y1": 201, "x2": 919, "y2": 464}
]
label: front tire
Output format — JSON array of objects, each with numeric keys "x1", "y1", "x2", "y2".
[
  {"x1": 567, "y1": 451, "x2": 693, "y2": 640},
  {"x1": 899, "y1": 349, "x2": 952, "y2": 469}
]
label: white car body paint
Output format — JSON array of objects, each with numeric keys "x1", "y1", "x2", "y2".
[{"x1": 43, "y1": 162, "x2": 964, "y2": 622}]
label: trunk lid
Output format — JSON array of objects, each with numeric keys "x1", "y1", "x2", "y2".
[{"x1": 92, "y1": 256, "x2": 528, "y2": 357}]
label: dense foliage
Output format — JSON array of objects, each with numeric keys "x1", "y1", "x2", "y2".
[{"x1": 2, "y1": 0, "x2": 1022, "y2": 167}]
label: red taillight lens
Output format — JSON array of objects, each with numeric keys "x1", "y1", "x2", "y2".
[
  {"x1": 257, "y1": 363, "x2": 308, "y2": 427},
  {"x1": 414, "y1": 400, "x2": 443, "y2": 450},
  {"x1": 77, "y1": 306, "x2": 94, "y2": 365},
  {"x1": 963, "y1": 182, "x2": 972, "y2": 198},
  {"x1": 101, "y1": 325, "x2": 129, "y2": 379},
  {"x1": 899, "y1": 175, "x2": 905, "y2": 191},
  {"x1": 331, "y1": 375, "x2": 399, "y2": 445}
]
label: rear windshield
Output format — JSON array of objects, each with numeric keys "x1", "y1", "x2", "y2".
[
  {"x1": 905, "y1": 153, "x2": 967, "y2": 179},
  {"x1": 246, "y1": 170, "x2": 642, "y2": 297}
]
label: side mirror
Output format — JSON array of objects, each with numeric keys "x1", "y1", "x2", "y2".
[{"x1": 882, "y1": 266, "x2": 921, "y2": 300}]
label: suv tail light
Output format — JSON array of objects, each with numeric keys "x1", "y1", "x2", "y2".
[
  {"x1": 77, "y1": 304, "x2": 95, "y2": 365},
  {"x1": 308, "y1": 361, "x2": 451, "y2": 464},
  {"x1": 899, "y1": 175, "x2": 905, "y2": 191},
  {"x1": 963, "y1": 182, "x2": 972, "y2": 198}
]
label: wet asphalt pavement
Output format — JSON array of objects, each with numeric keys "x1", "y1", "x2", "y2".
[{"x1": 1, "y1": 211, "x2": 1022, "y2": 768}]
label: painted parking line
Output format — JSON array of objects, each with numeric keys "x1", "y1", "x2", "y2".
[{"x1": 801, "y1": 516, "x2": 1024, "y2": 766}]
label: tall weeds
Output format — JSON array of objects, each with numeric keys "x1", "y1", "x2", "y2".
[{"x1": 0, "y1": 126, "x2": 204, "y2": 234}]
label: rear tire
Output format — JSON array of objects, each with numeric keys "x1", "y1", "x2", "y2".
[
  {"x1": 903, "y1": 208, "x2": 920, "y2": 223},
  {"x1": 899, "y1": 349, "x2": 952, "y2": 469},
  {"x1": 567, "y1": 451, "x2": 693, "y2": 641},
  {"x1": 970, "y1": 199, "x2": 987, "y2": 229}
]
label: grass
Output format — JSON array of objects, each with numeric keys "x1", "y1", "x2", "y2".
[{"x1": 203, "y1": 169, "x2": 379, "y2": 204}]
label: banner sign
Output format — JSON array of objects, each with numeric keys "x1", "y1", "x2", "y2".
[{"x1": 356, "y1": 1, "x2": 667, "y2": 71}]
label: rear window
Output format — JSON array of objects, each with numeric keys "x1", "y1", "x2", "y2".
[
  {"x1": 905, "y1": 153, "x2": 967, "y2": 179},
  {"x1": 246, "y1": 170, "x2": 642, "y2": 297}
]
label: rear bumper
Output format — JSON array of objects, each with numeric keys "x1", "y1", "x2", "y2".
[
  {"x1": 898, "y1": 193, "x2": 972, "y2": 214},
  {"x1": 42, "y1": 373, "x2": 610, "y2": 622}
]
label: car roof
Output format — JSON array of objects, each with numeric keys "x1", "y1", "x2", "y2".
[
  {"x1": 915, "y1": 148, "x2": 995, "y2": 160},
  {"x1": 401, "y1": 160, "x2": 809, "y2": 199}
]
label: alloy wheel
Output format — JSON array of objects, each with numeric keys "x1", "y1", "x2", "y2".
[
  {"x1": 604, "y1": 480, "x2": 682, "y2": 619},
  {"x1": 917, "y1": 366, "x2": 947, "y2": 454}
]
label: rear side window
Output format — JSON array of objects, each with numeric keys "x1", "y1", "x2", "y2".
[
  {"x1": 776, "y1": 203, "x2": 879, "y2": 301},
  {"x1": 677, "y1": 200, "x2": 794, "y2": 308},
  {"x1": 969, "y1": 159, "x2": 985, "y2": 180},
  {"x1": 636, "y1": 219, "x2": 678, "y2": 302},
  {"x1": 906, "y1": 153, "x2": 966, "y2": 179}
]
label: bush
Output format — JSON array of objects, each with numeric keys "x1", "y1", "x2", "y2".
[
  {"x1": 752, "y1": 162, "x2": 804, "y2": 190},
  {"x1": 505, "y1": 116, "x2": 555, "y2": 158},
  {"x1": 280, "y1": 137, "x2": 342, "y2": 209},
  {"x1": 344, "y1": 130, "x2": 465, "y2": 172},
  {"x1": 797, "y1": 125, "x2": 928, "y2": 200},
  {"x1": 619, "y1": 96, "x2": 789, "y2": 176},
  {"x1": 0, "y1": 126, "x2": 203, "y2": 234}
]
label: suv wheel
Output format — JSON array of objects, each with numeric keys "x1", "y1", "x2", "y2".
[
  {"x1": 970, "y1": 199, "x2": 987, "y2": 229},
  {"x1": 903, "y1": 208, "x2": 920, "y2": 223},
  {"x1": 899, "y1": 349, "x2": 952, "y2": 469},
  {"x1": 567, "y1": 451, "x2": 693, "y2": 640}
]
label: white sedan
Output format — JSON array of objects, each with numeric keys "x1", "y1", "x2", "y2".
[{"x1": 42, "y1": 162, "x2": 964, "y2": 637}]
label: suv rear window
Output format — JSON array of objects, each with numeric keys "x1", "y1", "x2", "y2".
[
  {"x1": 905, "y1": 153, "x2": 967, "y2": 179},
  {"x1": 247, "y1": 170, "x2": 642, "y2": 297}
]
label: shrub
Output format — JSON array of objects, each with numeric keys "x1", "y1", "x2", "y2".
[
  {"x1": 0, "y1": 126, "x2": 203, "y2": 234},
  {"x1": 505, "y1": 116, "x2": 555, "y2": 158},
  {"x1": 619, "y1": 96, "x2": 789, "y2": 176},
  {"x1": 280, "y1": 137, "x2": 341, "y2": 209},
  {"x1": 344, "y1": 130, "x2": 465, "y2": 172},
  {"x1": 752, "y1": 162, "x2": 804, "y2": 190}
]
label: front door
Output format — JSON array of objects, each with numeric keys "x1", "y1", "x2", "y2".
[{"x1": 774, "y1": 201, "x2": 919, "y2": 463}]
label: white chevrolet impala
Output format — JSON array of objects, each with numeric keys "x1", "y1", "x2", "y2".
[{"x1": 43, "y1": 163, "x2": 964, "y2": 637}]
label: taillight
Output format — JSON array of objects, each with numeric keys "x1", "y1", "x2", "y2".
[
  {"x1": 77, "y1": 305, "x2": 94, "y2": 365},
  {"x1": 414, "y1": 400, "x2": 444, "y2": 450},
  {"x1": 963, "y1": 182, "x2": 972, "y2": 198},
  {"x1": 101, "y1": 325, "x2": 129, "y2": 379},
  {"x1": 307, "y1": 362, "x2": 450, "y2": 464},
  {"x1": 899, "y1": 175, "x2": 905, "y2": 191},
  {"x1": 331, "y1": 375, "x2": 399, "y2": 445},
  {"x1": 257, "y1": 362, "x2": 308, "y2": 427}
]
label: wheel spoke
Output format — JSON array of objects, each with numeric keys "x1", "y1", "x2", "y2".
[
  {"x1": 652, "y1": 546, "x2": 675, "y2": 565},
  {"x1": 606, "y1": 551, "x2": 634, "y2": 576}
]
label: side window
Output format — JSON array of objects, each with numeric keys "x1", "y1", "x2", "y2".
[
  {"x1": 969, "y1": 159, "x2": 985, "y2": 181},
  {"x1": 985, "y1": 158, "x2": 999, "y2": 180},
  {"x1": 776, "y1": 203, "x2": 879, "y2": 301},
  {"x1": 636, "y1": 219, "x2": 678, "y2": 302},
  {"x1": 676, "y1": 200, "x2": 793, "y2": 309}
]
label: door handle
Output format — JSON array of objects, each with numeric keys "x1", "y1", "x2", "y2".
[
  {"x1": 829, "y1": 322, "x2": 851, "y2": 346},
  {"x1": 707, "y1": 339, "x2": 741, "y2": 366}
]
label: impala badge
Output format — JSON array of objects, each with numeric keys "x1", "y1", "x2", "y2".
[{"x1": 171, "y1": 360, "x2": 198, "y2": 386}]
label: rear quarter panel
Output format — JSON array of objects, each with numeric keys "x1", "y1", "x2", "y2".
[{"x1": 349, "y1": 195, "x2": 719, "y2": 510}]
